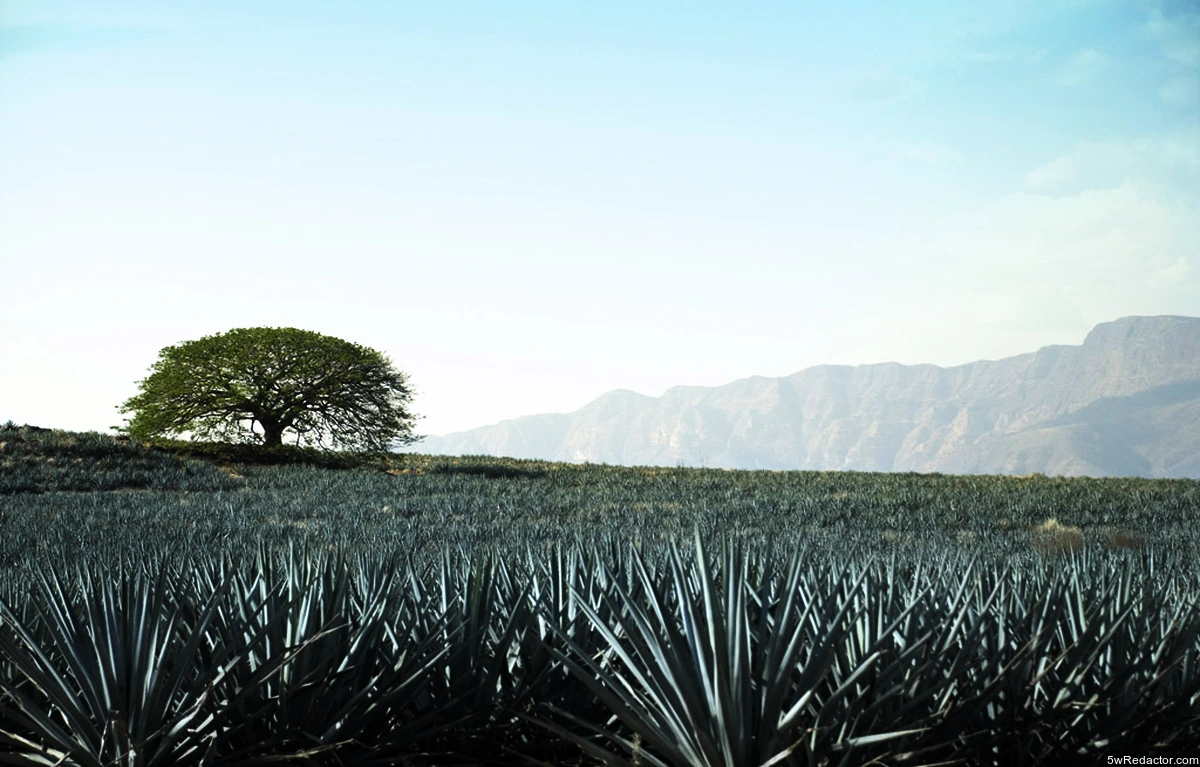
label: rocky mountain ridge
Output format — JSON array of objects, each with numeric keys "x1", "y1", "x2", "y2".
[{"x1": 417, "y1": 316, "x2": 1200, "y2": 478}]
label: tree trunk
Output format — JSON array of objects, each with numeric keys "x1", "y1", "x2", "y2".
[{"x1": 259, "y1": 416, "x2": 285, "y2": 447}]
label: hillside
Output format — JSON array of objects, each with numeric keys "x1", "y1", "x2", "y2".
[
  {"x1": 4, "y1": 425, "x2": 1198, "y2": 570},
  {"x1": 5, "y1": 428, "x2": 1199, "y2": 764},
  {"x1": 418, "y1": 316, "x2": 1200, "y2": 478}
]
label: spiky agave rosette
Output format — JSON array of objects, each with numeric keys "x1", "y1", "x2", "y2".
[{"x1": 1, "y1": 536, "x2": 1198, "y2": 765}]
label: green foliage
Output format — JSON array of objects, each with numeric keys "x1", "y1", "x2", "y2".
[
  {"x1": 2, "y1": 543, "x2": 1198, "y2": 764},
  {"x1": 3, "y1": 429, "x2": 1199, "y2": 570},
  {"x1": 0, "y1": 425, "x2": 237, "y2": 494},
  {"x1": 541, "y1": 533, "x2": 1200, "y2": 765},
  {"x1": 2, "y1": 431, "x2": 1200, "y2": 761},
  {"x1": 144, "y1": 436, "x2": 388, "y2": 470},
  {"x1": 117, "y1": 327, "x2": 419, "y2": 451}
]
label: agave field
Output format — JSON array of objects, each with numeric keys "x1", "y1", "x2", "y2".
[{"x1": 1, "y1": 426, "x2": 1199, "y2": 764}]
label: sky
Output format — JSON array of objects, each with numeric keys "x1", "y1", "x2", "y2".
[{"x1": 1, "y1": 0, "x2": 1197, "y2": 438}]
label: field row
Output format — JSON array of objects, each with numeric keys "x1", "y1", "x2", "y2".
[
  {"x1": 2, "y1": 537, "x2": 1198, "y2": 765},
  {"x1": 5, "y1": 428, "x2": 1200, "y2": 570}
]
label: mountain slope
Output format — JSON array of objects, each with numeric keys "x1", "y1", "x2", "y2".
[{"x1": 418, "y1": 316, "x2": 1200, "y2": 478}]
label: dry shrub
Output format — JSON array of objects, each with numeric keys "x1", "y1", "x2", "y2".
[
  {"x1": 1031, "y1": 518, "x2": 1083, "y2": 554},
  {"x1": 1100, "y1": 527, "x2": 1146, "y2": 550}
]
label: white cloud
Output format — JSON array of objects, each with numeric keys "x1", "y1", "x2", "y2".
[
  {"x1": 954, "y1": 47, "x2": 1046, "y2": 66},
  {"x1": 1025, "y1": 157, "x2": 1075, "y2": 187},
  {"x1": 829, "y1": 71, "x2": 926, "y2": 105},
  {"x1": 1143, "y1": 8, "x2": 1200, "y2": 68},
  {"x1": 955, "y1": 181, "x2": 1196, "y2": 296},
  {"x1": 852, "y1": 138, "x2": 964, "y2": 168},
  {"x1": 1159, "y1": 75, "x2": 1199, "y2": 106},
  {"x1": 962, "y1": 50, "x2": 1008, "y2": 63},
  {"x1": 1056, "y1": 48, "x2": 1108, "y2": 86},
  {"x1": 1024, "y1": 49, "x2": 1048, "y2": 65},
  {"x1": 874, "y1": 178, "x2": 1200, "y2": 363},
  {"x1": 891, "y1": 140, "x2": 964, "y2": 164},
  {"x1": 1149, "y1": 257, "x2": 1192, "y2": 286},
  {"x1": 1021, "y1": 131, "x2": 1200, "y2": 192},
  {"x1": 835, "y1": 130, "x2": 1199, "y2": 366}
]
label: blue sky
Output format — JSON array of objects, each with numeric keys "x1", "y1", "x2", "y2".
[{"x1": 2, "y1": 0, "x2": 1197, "y2": 436}]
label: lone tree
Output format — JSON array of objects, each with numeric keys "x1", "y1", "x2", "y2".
[{"x1": 118, "y1": 327, "x2": 420, "y2": 451}]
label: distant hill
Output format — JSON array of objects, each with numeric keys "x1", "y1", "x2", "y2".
[{"x1": 418, "y1": 316, "x2": 1200, "y2": 478}]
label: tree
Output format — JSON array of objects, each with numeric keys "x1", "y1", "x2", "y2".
[{"x1": 118, "y1": 327, "x2": 420, "y2": 451}]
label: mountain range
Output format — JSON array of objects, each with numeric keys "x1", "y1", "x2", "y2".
[{"x1": 417, "y1": 316, "x2": 1200, "y2": 478}]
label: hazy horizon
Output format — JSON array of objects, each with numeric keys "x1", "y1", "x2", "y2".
[
  {"x1": 3, "y1": 1, "x2": 1197, "y2": 437},
  {"x1": 426, "y1": 313, "x2": 1197, "y2": 435}
]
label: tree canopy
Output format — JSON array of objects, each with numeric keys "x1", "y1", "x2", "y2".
[{"x1": 118, "y1": 327, "x2": 419, "y2": 451}]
